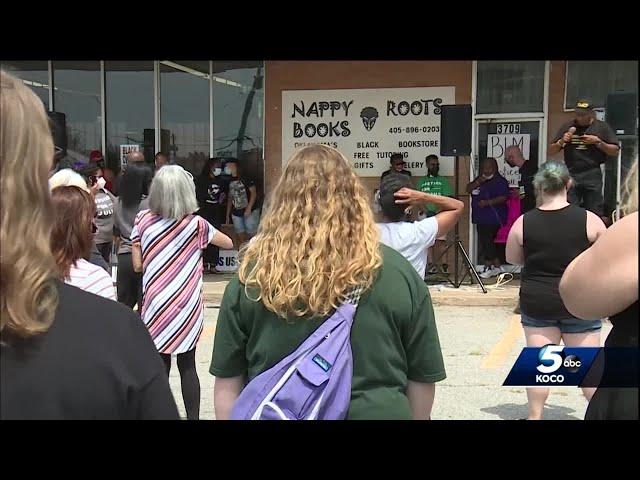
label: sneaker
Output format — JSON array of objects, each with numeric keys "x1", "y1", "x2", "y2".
[{"x1": 479, "y1": 266, "x2": 501, "y2": 279}]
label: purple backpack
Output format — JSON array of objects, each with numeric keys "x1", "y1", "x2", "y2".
[{"x1": 230, "y1": 290, "x2": 363, "y2": 420}]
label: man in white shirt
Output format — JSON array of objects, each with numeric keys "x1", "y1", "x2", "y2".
[{"x1": 377, "y1": 173, "x2": 464, "y2": 278}]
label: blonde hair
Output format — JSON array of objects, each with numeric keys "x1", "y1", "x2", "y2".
[
  {"x1": 1, "y1": 70, "x2": 59, "y2": 341},
  {"x1": 238, "y1": 145, "x2": 382, "y2": 319},
  {"x1": 49, "y1": 168, "x2": 91, "y2": 193},
  {"x1": 620, "y1": 160, "x2": 638, "y2": 215}
]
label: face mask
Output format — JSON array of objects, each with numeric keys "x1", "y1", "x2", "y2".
[
  {"x1": 482, "y1": 174, "x2": 494, "y2": 180},
  {"x1": 96, "y1": 177, "x2": 107, "y2": 189},
  {"x1": 224, "y1": 166, "x2": 232, "y2": 176},
  {"x1": 212, "y1": 167, "x2": 222, "y2": 176}
]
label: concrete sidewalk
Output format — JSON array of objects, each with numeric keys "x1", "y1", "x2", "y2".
[
  {"x1": 202, "y1": 273, "x2": 519, "y2": 307},
  {"x1": 171, "y1": 303, "x2": 606, "y2": 420}
]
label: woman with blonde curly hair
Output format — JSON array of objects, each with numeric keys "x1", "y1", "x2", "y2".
[
  {"x1": 211, "y1": 144, "x2": 446, "y2": 420},
  {"x1": 560, "y1": 159, "x2": 638, "y2": 420},
  {"x1": 0, "y1": 70, "x2": 178, "y2": 419}
]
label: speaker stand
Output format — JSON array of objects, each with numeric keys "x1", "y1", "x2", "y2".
[
  {"x1": 615, "y1": 144, "x2": 622, "y2": 221},
  {"x1": 430, "y1": 226, "x2": 487, "y2": 292},
  {"x1": 425, "y1": 155, "x2": 487, "y2": 293}
]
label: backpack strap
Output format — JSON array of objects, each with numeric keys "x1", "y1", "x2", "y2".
[{"x1": 344, "y1": 284, "x2": 366, "y2": 307}]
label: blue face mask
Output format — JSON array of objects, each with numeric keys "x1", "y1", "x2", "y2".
[{"x1": 224, "y1": 166, "x2": 232, "y2": 176}]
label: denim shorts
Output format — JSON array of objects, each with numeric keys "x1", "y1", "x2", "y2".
[
  {"x1": 232, "y1": 208, "x2": 261, "y2": 235},
  {"x1": 521, "y1": 313, "x2": 602, "y2": 334}
]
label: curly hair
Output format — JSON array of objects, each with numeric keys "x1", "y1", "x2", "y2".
[{"x1": 238, "y1": 144, "x2": 382, "y2": 318}]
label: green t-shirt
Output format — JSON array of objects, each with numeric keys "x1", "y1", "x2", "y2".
[
  {"x1": 417, "y1": 175, "x2": 453, "y2": 213},
  {"x1": 210, "y1": 244, "x2": 446, "y2": 420}
]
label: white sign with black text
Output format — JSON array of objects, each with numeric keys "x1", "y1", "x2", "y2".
[
  {"x1": 216, "y1": 249, "x2": 239, "y2": 272},
  {"x1": 487, "y1": 133, "x2": 531, "y2": 188},
  {"x1": 281, "y1": 87, "x2": 456, "y2": 177}
]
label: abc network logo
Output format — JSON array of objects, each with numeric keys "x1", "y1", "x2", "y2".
[{"x1": 536, "y1": 345, "x2": 582, "y2": 384}]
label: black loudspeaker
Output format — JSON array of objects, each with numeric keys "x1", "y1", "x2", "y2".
[
  {"x1": 606, "y1": 92, "x2": 637, "y2": 136},
  {"x1": 440, "y1": 104, "x2": 472, "y2": 156},
  {"x1": 47, "y1": 111, "x2": 67, "y2": 153}
]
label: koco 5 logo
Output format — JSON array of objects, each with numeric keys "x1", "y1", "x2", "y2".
[{"x1": 535, "y1": 345, "x2": 582, "y2": 383}]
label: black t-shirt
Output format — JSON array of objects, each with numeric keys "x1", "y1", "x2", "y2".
[
  {"x1": 519, "y1": 160, "x2": 538, "y2": 214},
  {"x1": 196, "y1": 175, "x2": 228, "y2": 208},
  {"x1": 0, "y1": 282, "x2": 180, "y2": 420},
  {"x1": 229, "y1": 177, "x2": 261, "y2": 217},
  {"x1": 196, "y1": 175, "x2": 228, "y2": 225},
  {"x1": 553, "y1": 119, "x2": 619, "y2": 174},
  {"x1": 520, "y1": 205, "x2": 591, "y2": 320}
]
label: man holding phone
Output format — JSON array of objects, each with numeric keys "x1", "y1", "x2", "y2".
[{"x1": 548, "y1": 99, "x2": 620, "y2": 218}]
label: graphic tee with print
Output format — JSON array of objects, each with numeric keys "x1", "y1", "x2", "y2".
[
  {"x1": 229, "y1": 177, "x2": 259, "y2": 217},
  {"x1": 418, "y1": 175, "x2": 453, "y2": 213},
  {"x1": 94, "y1": 189, "x2": 116, "y2": 245}
]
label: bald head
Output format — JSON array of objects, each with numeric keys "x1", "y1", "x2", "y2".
[
  {"x1": 505, "y1": 145, "x2": 525, "y2": 168},
  {"x1": 128, "y1": 151, "x2": 145, "y2": 164}
]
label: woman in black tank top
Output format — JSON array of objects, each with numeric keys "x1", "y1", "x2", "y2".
[
  {"x1": 506, "y1": 161, "x2": 607, "y2": 420},
  {"x1": 559, "y1": 161, "x2": 638, "y2": 420}
]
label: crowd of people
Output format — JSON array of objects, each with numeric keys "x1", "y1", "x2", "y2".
[{"x1": 1, "y1": 68, "x2": 637, "y2": 420}]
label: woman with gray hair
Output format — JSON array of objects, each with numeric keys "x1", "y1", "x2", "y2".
[
  {"x1": 131, "y1": 165, "x2": 232, "y2": 419},
  {"x1": 505, "y1": 160, "x2": 606, "y2": 420}
]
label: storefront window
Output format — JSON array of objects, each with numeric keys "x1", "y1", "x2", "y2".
[
  {"x1": 160, "y1": 61, "x2": 210, "y2": 175},
  {"x1": 1, "y1": 60, "x2": 50, "y2": 109},
  {"x1": 476, "y1": 61, "x2": 545, "y2": 114},
  {"x1": 212, "y1": 61, "x2": 264, "y2": 186},
  {"x1": 52, "y1": 61, "x2": 101, "y2": 159},
  {"x1": 105, "y1": 61, "x2": 155, "y2": 171},
  {"x1": 565, "y1": 61, "x2": 638, "y2": 109}
]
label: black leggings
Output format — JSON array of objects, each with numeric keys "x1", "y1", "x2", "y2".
[
  {"x1": 198, "y1": 207, "x2": 224, "y2": 267},
  {"x1": 117, "y1": 253, "x2": 143, "y2": 309},
  {"x1": 160, "y1": 349, "x2": 200, "y2": 420},
  {"x1": 476, "y1": 224, "x2": 500, "y2": 265}
]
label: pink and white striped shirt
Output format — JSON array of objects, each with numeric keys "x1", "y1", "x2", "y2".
[
  {"x1": 131, "y1": 210, "x2": 215, "y2": 354},
  {"x1": 66, "y1": 258, "x2": 117, "y2": 301}
]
